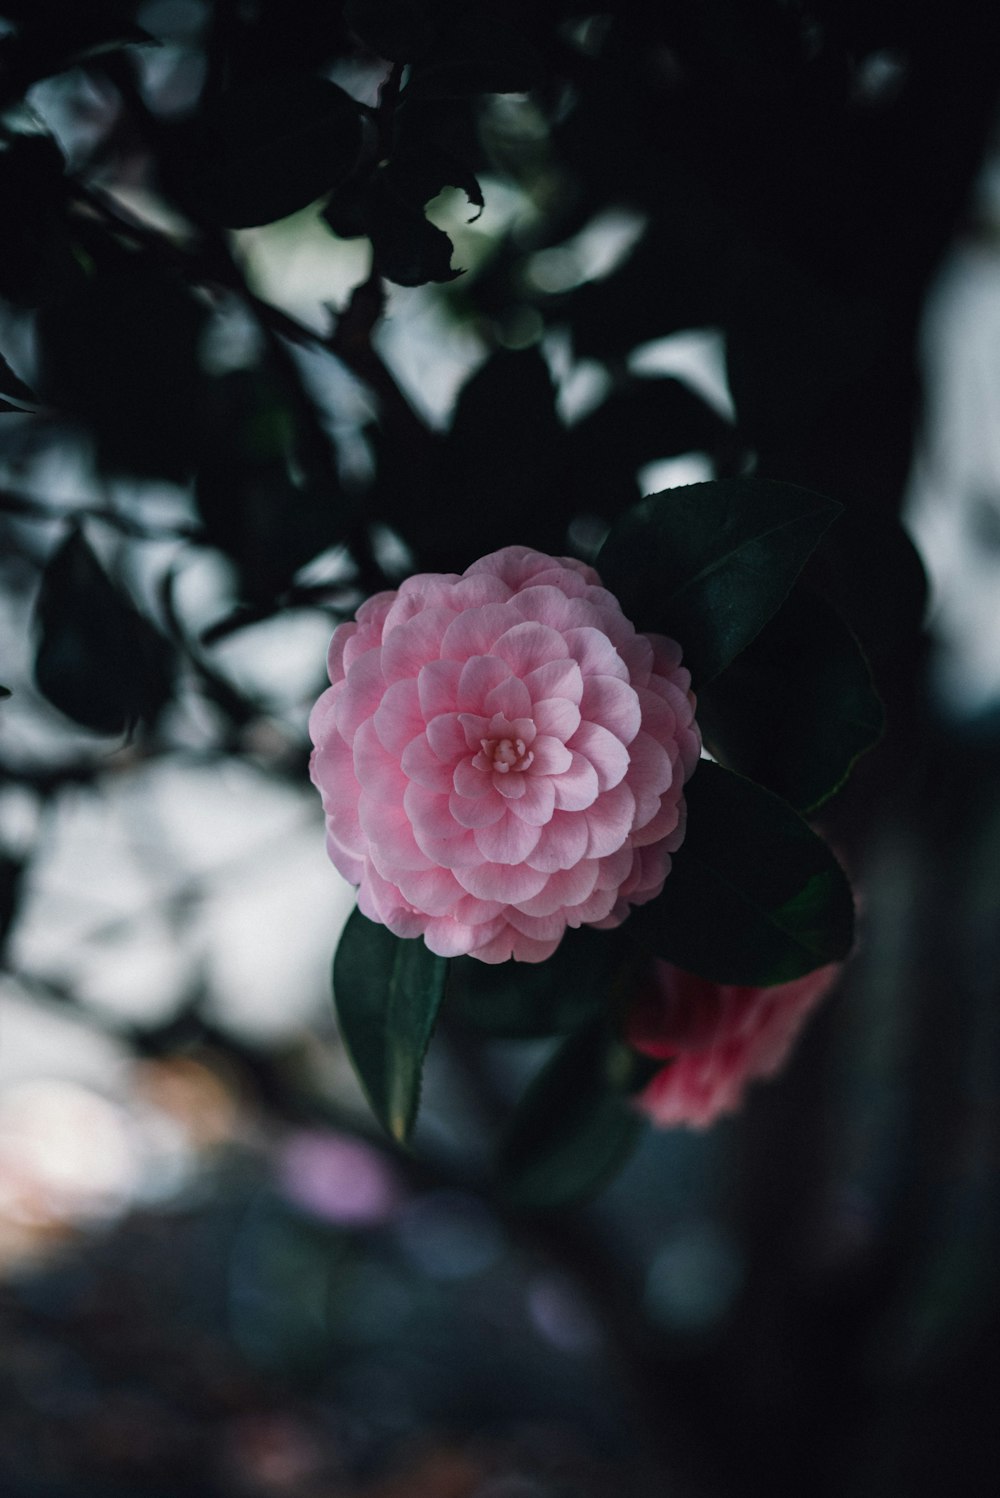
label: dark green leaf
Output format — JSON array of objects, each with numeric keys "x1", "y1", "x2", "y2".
[
  {"x1": 447, "y1": 926, "x2": 625, "y2": 1038},
  {"x1": 596, "y1": 478, "x2": 842, "y2": 683},
  {"x1": 698, "y1": 587, "x2": 884, "y2": 811},
  {"x1": 33, "y1": 531, "x2": 174, "y2": 735},
  {"x1": 0, "y1": 685, "x2": 11, "y2": 699},
  {"x1": 333, "y1": 909, "x2": 448, "y2": 1143},
  {"x1": 180, "y1": 76, "x2": 366, "y2": 229},
  {"x1": 496, "y1": 1024, "x2": 645, "y2": 1209},
  {"x1": 371, "y1": 169, "x2": 461, "y2": 285},
  {"x1": 632, "y1": 761, "x2": 855, "y2": 985}
]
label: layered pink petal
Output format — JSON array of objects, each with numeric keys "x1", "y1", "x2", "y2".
[{"x1": 309, "y1": 544, "x2": 700, "y2": 963}]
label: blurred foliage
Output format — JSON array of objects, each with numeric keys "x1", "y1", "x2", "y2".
[{"x1": 3, "y1": 0, "x2": 1000, "y2": 1492}]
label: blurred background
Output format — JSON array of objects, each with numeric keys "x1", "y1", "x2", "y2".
[{"x1": 3, "y1": 2, "x2": 1000, "y2": 1494}]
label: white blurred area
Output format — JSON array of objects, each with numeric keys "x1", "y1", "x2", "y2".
[{"x1": 905, "y1": 162, "x2": 1000, "y2": 719}]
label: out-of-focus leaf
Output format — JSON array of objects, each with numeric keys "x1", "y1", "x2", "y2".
[
  {"x1": 448, "y1": 926, "x2": 627, "y2": 1038},
  {"x1": 698, "y1": 586, "x2": 885, "y2": 811},
  {"x1": 33, "y1": 530, "x2": 174, "y2": 735},
  {"x1": 0, "y1": 2, "x2": 152, "y2": 104},
  {"x1": 496, "y1": 1023, "x2": 645, "y2": 1209},
  {"x1": 0, "y1": 854, "x2": 24, "y2": 963},
  {"x1": 596, "y1": 478, "x2": 841, "y2": 683},
  {"x1": 345, "y1": 0, "x2": 431, "y2": 59},
  {"x1": 333, "y1": 909, "x2": 448, "y2": 1143},
  {"x1": 0, "y1": 134, "x2": 78, "y2": 308},
  {"x1": 0, "y1": 349, "x2": 36, "y2": 406},
  {"x1": 175, "y1": 75, "x2": 366, "y2": 229},
  {"x1": 375, "y1": 345, "x2": 569, "y2": 570},
  {"x1": 0, "y1": 684, "x2": 11, "y2": 698},
  {"x1": 568, "y1": 375, "x2": 733, "y2": 520},
  {"x1": 35, "y1": 243, "x2": 207, "y2": 480},
  {"x1": 194, "y1": 369, "x2": 345, "y2": 604},
  {"x1": 405, "y1": 10, "x2": 539, "y2": 98},
  {"x1": 633, "y1": 761, "x2": 855, "y2": 985}
]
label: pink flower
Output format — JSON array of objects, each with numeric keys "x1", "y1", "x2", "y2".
[
  {"x1": 629, "y1": 962, "x2": 841, "y2": 1127},
  {"x1": 309, "y1": 546, "x2": 700, "y2": 962}
]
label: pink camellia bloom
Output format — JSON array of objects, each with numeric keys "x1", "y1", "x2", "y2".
[
  {"x1": 629, "y1": 961, "x2": 841, "y2": 1127},
  {"x1": 309, "y1": 545, "x2": 700, "y2": 962}
]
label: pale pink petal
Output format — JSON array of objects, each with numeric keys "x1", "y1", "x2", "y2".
[
  {"x1": 616, "y1": 631, "x2": 654, "y2": 684},
  {"x1": 493, "y1": 769, "x2": 528, "y2": 799},
  {"x1": 563, "y1": 626, "x2": 629, "y2": 681},
  {"x1": 360, "y1": 797, "x2": 433, "y2": 871},
  {"x1": 477, "y1": 928, "x2": 562, "y2": 963},
  {"x1": 457, "y1": 655, "x2": 510, "y2": 711},
  {"x1": 506, "y1": 907, "x2": 574, "y2": 942},
  {"x1": 514, "y1": 859, "x2": 599, "y2": 917},
  {"x1": 308, "y1": 684, "x2": 340, "y2": 745},
  {"x1": 424, "y1": 913, "x2": 507, "y2": 958},
  {"x1": 451, "y1": 894, "x2": 506, "y2": 925},
  {"x1": 393, "y1": 864, "x2": 464, "y2": 915},
  {"x1": 526, "y1": 811, "x2": 590, "y2": 872},
  {"x1": 457, "y1": 712, "x2": 490, "y2": 751},
  {"x1": 400, "y1": 733, "x2": 455, "y2": 793},
  {"x1": 425, "y1": 712, "x2": 469, "y2": 762},
  {"x1": 584, "y1": 781, "x2": 636, "y2": 858},
  {"x1": 440, "y1": 603, "x2": 513, "y2": 660},
  {"x1": 569, "y1": 720, "x2": 630, "y2": 790},
  {"x1": 627, "y1": 728, "x2": 674, "y2": 826},
  {"x1": 630, "y1": 793, "x2": 682, "y2": 848},
  {"x1": 449, "y1": 788, "x2": 506, "y2": 828},
  {"x1": 372, "y1": 677, "x2": 424, "y2": 753},
  {"x1": 552, "y1": 752, "x2": 600, "y2": 811},
  {"x1": 509, "y1": 584, "x2": 575, "y2": 629},
  {"x1": 524, "y1": 657, "x2": 584, "y2": 706},
  {"x1": 509, "y1": 775, "x2": 555, "y2": 826},
  {"x1": 493, "y1": 620, "x2": 569, "y2": 674},
  {"x1": 455, "y1": 860, "x2": 550, "y2": 903},
  {"x1": 580, "y1": 675, "x2": 642, "y2": 744},
  {"x1": 448, "y1": 573, "x2": 512, "y2": 608},
  {"x1": 334, "y1": 648, "x2": 384, "y2": 740},
  {"x1": 353, "y1": 718, "x2": 406, "y2": 803},
  {"x1": 474, "y1": 812, "x2": 542, "y2": 865},
  {"x1": 325, "y1": 827, "x2": 364, "y2": 886},
  {"x1": 381, "y1": 606, "x2": 453, "y2": 682},
  {"x1": 417, "y1": 658, "x2": 463, "y2": 719},
  {"x1": 531, "y1": 697, "x2": 582, "y2": 742},
  {"x1": 453, "y1": 756, "x2": 493, "y2": 799},
  {"x1": 530, "y1": 735, "x2": 573, "y2": 775},
  {"x1": 483, "y1": 674, "x2": 532, "y2": 721}
]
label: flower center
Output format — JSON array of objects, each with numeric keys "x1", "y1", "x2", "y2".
[{"x1": 474, "y1": 734, "x2": 534, "y2": 775}]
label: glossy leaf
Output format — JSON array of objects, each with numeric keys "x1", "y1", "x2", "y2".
[
  {"x1": 447, "y1": 926, "x2": 626, "y2": 1038},
  {"x1": 496, "y1": 1024, "x2": 645, "y2": 1209},
  {"x1": 633, "y1": 761, "x2": 855, "y2": 985},
  {"x1": 697, "y1": 587, "x2": 885, "y2": 811},
  {"x1": 333, "y1": 909, "x2": 448, "y2": 1143},
  {"x1": 33, "y1": 531, "x2": 174, "y2": 735},
  {"x1": 596, "y1": 478, "x2": 842, "y2": 683}
]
